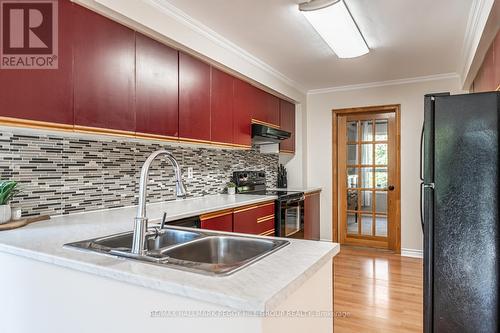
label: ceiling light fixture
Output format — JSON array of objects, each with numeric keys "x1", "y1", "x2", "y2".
[{"x1": 299, "y1": 0, "x2": 369, "y2": 59}]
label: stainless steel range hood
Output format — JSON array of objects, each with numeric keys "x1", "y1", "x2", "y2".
[{"x1": 251, "y1": 124, "x2": 291, "y2": 145}]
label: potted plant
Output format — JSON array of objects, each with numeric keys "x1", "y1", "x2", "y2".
[
  {"x1": 226, "y1": 181, "x2": 236, "y2": 195},
  {"x1": 0, "y1": 180, "x2": 18, "y2": 224}
]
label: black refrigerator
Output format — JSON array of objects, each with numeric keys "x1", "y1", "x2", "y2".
[{"x1": 421, "y1": 91, "x2": 499, "y2": 333}]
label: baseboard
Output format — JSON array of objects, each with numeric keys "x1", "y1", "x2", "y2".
[{"x1": 401, "y1": 248, "x2": 423, "y2": 258}]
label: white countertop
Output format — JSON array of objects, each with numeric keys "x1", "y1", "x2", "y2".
[{"x1": 0, "y1": 194, "x2": 338, "y2": 311}]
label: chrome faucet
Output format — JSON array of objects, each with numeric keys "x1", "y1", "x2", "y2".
[{"x1": 131, "y1": 150, "x2": 187, "y2": 255}]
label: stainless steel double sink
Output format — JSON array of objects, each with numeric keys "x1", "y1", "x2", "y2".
[{"x1": 65, "y1": 227, "x2": 289, "y2": 276}]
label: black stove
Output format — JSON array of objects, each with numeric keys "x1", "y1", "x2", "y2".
[
  {"x1": 233, "y1": 171, "x2": 305, "y2": 238},
  {"x1": 232, "y1": 171, "x2": 304, "y2": 200}
]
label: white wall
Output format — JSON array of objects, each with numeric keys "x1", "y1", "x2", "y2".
[{"x1": 306, "y1": 77, "x2": 465, "y2": 251}]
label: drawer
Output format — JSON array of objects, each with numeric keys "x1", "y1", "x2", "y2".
[
  {"x1": 233, "y1": 201, "x2": 275, "y2": 235},
  {"x1": 200, "y1": 210, "x2": 233, "y2": 232}
]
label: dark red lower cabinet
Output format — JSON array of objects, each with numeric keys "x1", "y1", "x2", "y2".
[
  {"x1": 233, "y1": 202, "x2": 275, "y2": 235},
  {"x1": 304, "y1": 192, "x2": 321, "y2": 240},
  {"x1": 200, "y1": 210, "x2": 233, "y2": 232}
]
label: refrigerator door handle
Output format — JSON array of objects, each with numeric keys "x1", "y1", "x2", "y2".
[
  {"x1": 420, "y1": 182, "x2": 424, "y2": 230},
  {"x1": 420, "y1": 182, "x2": 434, "y2": 230},
  {"x1": 420, "y1": 124, "x2": 424, "y2": 181}
]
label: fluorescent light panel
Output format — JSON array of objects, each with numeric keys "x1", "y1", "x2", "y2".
[{"x1": 301, "y1": 0, "x2": 369, "y2": 58}]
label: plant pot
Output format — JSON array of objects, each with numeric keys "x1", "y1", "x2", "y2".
[
  {"x1": 0, "y1": 204, "x2": 12, "y2": 224},
  {"x1": 227, "y1": 187, "x2": 236, "y2": 195}
]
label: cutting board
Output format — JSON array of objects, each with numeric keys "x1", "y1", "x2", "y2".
[{"x1": 0, "y1": 215, "x2": 50, "y2": 231}]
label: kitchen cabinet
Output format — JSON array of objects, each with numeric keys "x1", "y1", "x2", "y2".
[
  {"x1": 253, "y1": 89, "x2": 280, "y2": 127},
  {"x1": 211, "y1": 68, "x2": 234, "y2": 145},
  {"x1": 0, "y1": 0, "x2": 74, "y2": 126},
  {"x1": 304, "y1": 191, "x2": 320, "y2": 241},
  {"x1": 73, "y1": 4, "x2": 136, "y2": 132},
  {"x1": 179, "y1": 52, "x2": 211, "y2": 142},
  {"x1": 233, "y1": 79, "x2": 253, "y2": 147},
  {"x1": 200, "y1": 210, "x2": 233, "y2": 232},
  {"x1": 279, "y1": 100, "x2": 296, "y2": 153},
  {"x1": 233, "y1": 202, "x2": 275, "y2": 235},
  {"x1": 135, "y1": 33, "x2": 179, "y2": 138}
]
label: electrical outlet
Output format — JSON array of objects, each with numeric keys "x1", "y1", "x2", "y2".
[{"x1": 187, "y1": 167, "x2": 194, "y2": 179}]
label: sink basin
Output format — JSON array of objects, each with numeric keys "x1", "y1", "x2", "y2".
[
  {"x1": 163, "y1": 235, "x2": 288, "y2": 275},
  {"x1": 68, "y1": 228, "x2": 202, "y2": 253},
  {"x1": 65, "y1": 227, "x2": 289, "y2": 276}
]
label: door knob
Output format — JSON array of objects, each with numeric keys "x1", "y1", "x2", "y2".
[{"x1": 388, "y1": 185, "x2": 395, "y2": 191}]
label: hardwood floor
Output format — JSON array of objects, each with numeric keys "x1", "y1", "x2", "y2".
[{"x1": 334, "y1": 246, "x2": 423, "y2": 333}]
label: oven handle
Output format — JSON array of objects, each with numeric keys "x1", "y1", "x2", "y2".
[{"x1": 284, "y1": 196, "x2": 305, "y2": 205}]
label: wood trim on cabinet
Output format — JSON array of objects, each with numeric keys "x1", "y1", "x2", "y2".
[
  {"x1": 0, "y1": 117, "x2": 254, "y2": 150},
  {"x1": 0, "y1": 116, "x2": 74, "y2": 132},
  {"x1": 256, "y1": 215, "x2": 274, "y2": 223},
  {"x1": 260, "y1": 229, "x2": 275, "y2": 236},
  {"x1": 279, "y1": 149, "x2": 295, "y2": 154},
  {"x1": 74, "y1": 125, "x2": 136, "y2": 138},
  {"x1": 305, "y1": 190, "x2": 322, "y2": 197},
  {"x1": 332, "y1": 104, "x2": 401, "y2": 253},
  {"x1": 135, "y1": 132, "x2": 179, "y2": 142},
  {"x1": 200, "y1": 209, "x2": 233, "y2": 221},
  {"x1": 251, "y1": 119, "x2": 281, "y2": 129},
  {"x1": 233, "y1": 201, "x2": 275, "y2": 213}
]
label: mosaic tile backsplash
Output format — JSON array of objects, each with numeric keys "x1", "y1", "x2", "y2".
[{"x1": 0, "y1": 130, "x2": 278, "y2": 217}]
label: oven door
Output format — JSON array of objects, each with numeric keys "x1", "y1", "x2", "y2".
[{"x1": 279, "y1": 198, "x2": 304, "y2": 239}]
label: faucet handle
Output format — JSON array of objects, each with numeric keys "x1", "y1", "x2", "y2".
[{"x1": 160, "y1": 212, "x2": 167, "y2": 229}]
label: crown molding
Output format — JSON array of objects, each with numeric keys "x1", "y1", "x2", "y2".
[
  {"x1": 307, "y1": 73, "x2": 460, "y2": 95},
  {"x1": 146, "y1": 0, "x2": 306, "y2": 94},
  {"x1": 459, "y1": 0, "x2": 495, "y2": 87}
]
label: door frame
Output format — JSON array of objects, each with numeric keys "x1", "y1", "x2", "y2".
[{"x1": 332, "y1": 104, "x2": 401, "y2": 253}]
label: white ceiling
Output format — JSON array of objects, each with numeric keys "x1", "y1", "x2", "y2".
[{"x1": 161, "y1": 0, "x2": 472, "y2": 91}]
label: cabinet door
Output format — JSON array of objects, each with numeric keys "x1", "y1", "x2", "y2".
[
  {"x1": 135, "y1": 33, "x2": 178, "y2": 138},
  {"x1": 179, "y1": 52, "x2": 211, "y2": 142},
  {"x1": 233, "y1": 79, "x2": 253, "y2": 147},
  {"x1": 279, "y1": 99, "x2": 296, "y2": 153},
  {"x1": 263, "y1": 92, "x2": 280, "y2": 126},
  {"x1": 211, "y1": 68, "x2": 234, "y2": 144},
  {"x1": 73, "y1": 4, "x2": 136, "y2": 132},
  {"x1": 233, "y1": 202, "x2": 275, "y2": 235},
  {"x1": 304, "y1": 192, "x2": 320, "y2": 241},
  {"x1": 0, "y1": 0, "x2": 73, "y2": 125},
  {"x1": 200, "y1": 210, "x2": 233, "y2": 232},
  {"x1": 251, "y1": 89, "x2": 279, "y2": 127}
]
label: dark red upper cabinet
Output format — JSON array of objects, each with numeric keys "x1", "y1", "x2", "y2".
[
  {"x1": 251, "y1": 88, "x2": 279, "y2": 127},
  {"x1": 0, "y1": 0, "x2": 73, "y2": 125},
  {"x1": 233, "y1": 79, "x2": 253, "y2": 147},
  {"x1": 211, "y1": 68, "x2": 234, "y2": 145},
  {"x1": 279, "y1": 99, "x2": 296, "y2": 153},
  {"x1": 179, "y1": 52, "x2": 211, "y2": 142},
  {"x1": 73, "y1": 4, "x2": 136, "y2": 132},
  {"x1": 135, "y1": 33, "x2": 179, "y2": 138}
]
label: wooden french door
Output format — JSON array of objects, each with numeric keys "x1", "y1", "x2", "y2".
[{"x1": 335, "y1": 106, "x2": 400, "y2": 251}]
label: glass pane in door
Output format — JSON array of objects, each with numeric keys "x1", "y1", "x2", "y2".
[
  {"x1": 361, "y1": 120, "x2": 373, "y2": 141},
  {"x1": 347, "y1": 144, "x2": 358, "y2": 165},
  {"x1": 361, "y1": 215, "x2": 372, "y2": 235},
  {"x1": 375, "y1": 120, "x2": 388, "y2": 140},
  {"x1": 347, "y1": 121, "x2": 358, "y2": 142},
  {"x1": 375, "y1": 215, "x2": 388, "y2": 236},
  {"x1": 347, "y1": 212, "x2": 358, "y2": 234}
]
